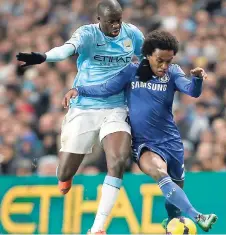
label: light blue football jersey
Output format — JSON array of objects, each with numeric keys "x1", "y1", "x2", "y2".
[{"x1": 65, "y1": 22, "x2": 144, "y2": 109}]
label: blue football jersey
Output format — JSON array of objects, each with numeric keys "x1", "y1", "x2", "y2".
[
  {"x1": 65, "y1": 23, "x2": 144, "y2": 109},
  {"x1": 76, "y1": 63, "x2": 203, "y2": 147}
]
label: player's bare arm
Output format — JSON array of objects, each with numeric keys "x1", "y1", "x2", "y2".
[{"x1": 16, "y1": 44, "x2": 75, "y2": 67}]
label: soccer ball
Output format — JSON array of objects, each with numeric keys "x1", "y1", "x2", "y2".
[{"x1": 166, "y1": 217, "x2": 197, "y2": 235}]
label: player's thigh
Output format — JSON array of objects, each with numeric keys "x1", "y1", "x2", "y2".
[
  {"x1": 139, "y1": 149, "x2": 168, "y2": 181},
  {"x1": 60, "y1": 108, "x2": 101, "y2": 154},
  {"x1": 144, "y1": 144, "x2": 185, "y2": 182},
  {"x1": 102, "y1": 131, "x2": 131, "y2": 164},
  {"x1": 166, "y1": 150, "x2": 185, "y2": 182}
]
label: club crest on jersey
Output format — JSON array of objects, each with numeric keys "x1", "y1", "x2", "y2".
[
  {"x1": 159, "y1": 74, "x2": 170, "y2": 83},
  {"x1": 123, "y1": 39, "x2": 132, "y2": 48}
]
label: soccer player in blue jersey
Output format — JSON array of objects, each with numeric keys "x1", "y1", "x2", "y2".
[
  {"x1": 16, "y1": 0, "x2": 144, "y2": 233},
  {"x1": 67, "y1": 30, "x2": 218, "y2": 232}
]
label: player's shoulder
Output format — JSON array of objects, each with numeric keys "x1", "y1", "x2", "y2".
[
  {"x1": 73, "y1": 24, "x2": 96, "y2": 34},
  {"x1": 168, "y1": 63, "x2": 182, "y2": 71},
  {"x1": 122, "y1": 23, "x2": 143, "y2": 35},
  {"x1": 123, "y1": 63, "x2": 139, "y2": 74},
  {"x1": 168, "y1": 63, "x2": 185, "y2": 76},
  {"x1": 122, "y1": 22, "x2": 138, "y2": 30}
]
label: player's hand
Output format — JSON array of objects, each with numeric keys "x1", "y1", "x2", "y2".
[
  {"x1": 190, "y1": 67, "x2": 207, "y2": 80},
  {"x1": 16, "y1": 52, "x2": 47, "y2": 67},
  {"x1": 62, "y1": 88, "x2": 78, "y2": 108}
]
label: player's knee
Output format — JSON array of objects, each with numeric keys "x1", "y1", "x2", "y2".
[
  {"x1": 107, "y1": 151, "x2": 130, "y2": 175},
  {"x1": 151, "y1": 167, "x2": 168, "y2": 182},
  {"x1": 109, "y1": 155, "x2": 126, "y2": 170},
  {"x1": 120, "y1": 149, "x2": 131, "y2": 162}
]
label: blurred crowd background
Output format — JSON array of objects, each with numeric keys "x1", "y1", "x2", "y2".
[{"x1": 0, "y1": 0, "x2": 225, "y2": 176}]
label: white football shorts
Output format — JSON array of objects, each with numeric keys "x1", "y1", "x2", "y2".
[{"x1": 60, "y1": 107, "x2": 131, "y2": 154}]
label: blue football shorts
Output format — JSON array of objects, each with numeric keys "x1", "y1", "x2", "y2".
[{"x1": 132, "y1": 142, "x2": 185, "y2": 181}]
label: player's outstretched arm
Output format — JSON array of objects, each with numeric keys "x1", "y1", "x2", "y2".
[
  {"x1": 77, "y1": 63, "x2": 137, "y2": 98},
  {"x1": 16, "y1": 44, "x2": 75, "y2": 67},
  {"x1": 16, "y1": 52, "x2": 47, "y2": 67},
  {"x1": 61, "y1": 65, "x2": 132, "y2": 108},
  {"x1": 17, "y1": 25, "x2": 92, "y2": 67},
  {"x1": 173, "y1": 65, "x2": 206, "y2": 98}
]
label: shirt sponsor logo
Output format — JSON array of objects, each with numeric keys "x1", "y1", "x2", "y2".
[
  {"x1": 94, "y1": 55, "x2": 132, "y2": 64},
  {"x1": 131, "y1": 81, "x2": 167, "y2": 91}
]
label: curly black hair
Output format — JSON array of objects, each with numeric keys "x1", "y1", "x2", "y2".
[{"x1": 142, "y1": 30, "x2": 179, "y2": 57}]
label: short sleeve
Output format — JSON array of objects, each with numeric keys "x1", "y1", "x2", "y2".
[{"x1": 65, "y1": 25, "x2": 93, "y2": 54}]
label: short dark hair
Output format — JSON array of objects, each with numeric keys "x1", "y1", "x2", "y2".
[{"x1": 142, "y1": 30, "x2": 179, "y2": 56}]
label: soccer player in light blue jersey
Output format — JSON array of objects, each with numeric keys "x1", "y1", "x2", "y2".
[
  {"x1": 16, "y1": 0, "x2": 144, "y2": 234},
  {"x1": 67, "y1": 30, "x2": 218, "y2": 233}
]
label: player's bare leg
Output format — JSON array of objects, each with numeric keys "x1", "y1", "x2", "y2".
[
  {"x1": 104, "y1": 132, "x2": 131, "y2": 178},
  {"x1": 90, "y1": 131, "x2": 131, "y2": 233},
  {"x1": 57, "y1": 152, "x2": 85, "y2": 194},
  {"x1": 139, "y1": 151, "x2": 217, "y2": 232}
]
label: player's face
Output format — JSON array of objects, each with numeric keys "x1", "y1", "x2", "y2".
[
  {"x1": 147, "y1": 49, "x2": 174, "y2": 77},
  {"x1": 98, "y1": 11, "x2": 122, "y2": 37}
]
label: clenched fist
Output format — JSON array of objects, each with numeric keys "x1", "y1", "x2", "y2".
[{"x1": 190, "y1": 67, "x2": 207, "y2": 80}]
